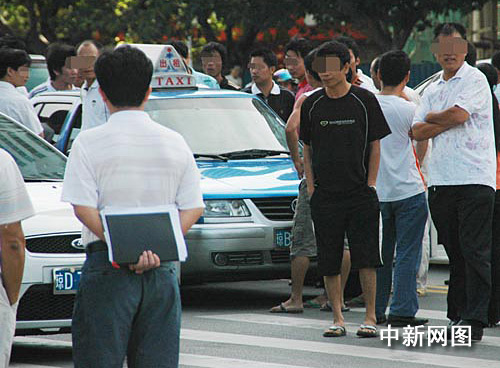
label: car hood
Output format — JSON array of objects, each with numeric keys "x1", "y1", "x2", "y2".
[
  {"x1": 23, "y1": 182, "x2": 81, "y2": 236},
  {"x1": 198, "y1": 158, "x2": 300, "y2": 198}
]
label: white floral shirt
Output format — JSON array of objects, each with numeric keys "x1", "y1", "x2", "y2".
[{"x1": 413, "y1": 62, "x2": 496, "y2": 189}]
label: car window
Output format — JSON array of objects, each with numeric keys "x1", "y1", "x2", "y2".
[
  {"x1": 145, "y1": 97, "x2": 288, "y2": 154},
  {"x1": 36, "y1": 102, "x2": 72, "y2": 120},
  {"x1": 0, "y1": 114, "x2": 66, "y2": 180}
]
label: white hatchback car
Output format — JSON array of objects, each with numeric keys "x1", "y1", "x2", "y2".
[{"x1": 0, "y1": 112, "x2": 84, "y2": 334}]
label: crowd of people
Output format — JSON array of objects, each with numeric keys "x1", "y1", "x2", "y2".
[{"x1": 1, "y1": 20, "x2": 500, "y2": 367}]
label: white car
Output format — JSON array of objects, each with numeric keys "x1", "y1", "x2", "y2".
[{"x1": 0, "y1": 112, "x2": 84, "y2": 334}]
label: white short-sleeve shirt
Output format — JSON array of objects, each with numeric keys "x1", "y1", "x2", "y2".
[
  {"x1": 28, "y1": 79, "x2": 79, "y2": 99},
  {"x1": 376, "y1": 95, "x2": 425, "y2": 202},
  {"x1": 412, "y1": 62, "x2": 496, "y2": 189},
  {"x1": 0, "y1": 81, "x2": 43, "y2": 135},
  {"x1": 80, "y1": 79, "x2": 109, "y2": 131},
  {"x1": 62, "y1": 110, "x2": 204, "y2": 245}
]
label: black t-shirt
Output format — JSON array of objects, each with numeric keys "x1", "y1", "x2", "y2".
[
  {"x1": 299, "y1": 85, "x2": 391, "y2": 193},
  {"x1": 242, "y1": 85, "x2": 295, "y2": 122}
]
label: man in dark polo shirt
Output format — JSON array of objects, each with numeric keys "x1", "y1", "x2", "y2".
[
  {"x1": 243, "y1": 47, "x2": 295, "y2": 122},
  {"x1": 300, "y1": 41, "x2": 391, "y2": 338}
]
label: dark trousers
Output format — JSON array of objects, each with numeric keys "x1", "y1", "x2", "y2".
[
  {"x1": 428, "y1": 185, "x2": 494, "y2": 325},
  {"x1": 72, "y1": 247, "x2": 181, "y2": 368},
  {"x1": 490, "y1": 190, "x2": 500, "y2": 324}
]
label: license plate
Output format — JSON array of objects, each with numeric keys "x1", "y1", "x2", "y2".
[
  {"x1": 53, "y1": 267, "x2": 82, "y2": 295},
  {"x1": 274, "y1": 228, "x2": 292, "y2": 248}
]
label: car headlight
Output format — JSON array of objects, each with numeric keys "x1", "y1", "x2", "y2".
[{"x1": 203, "y1": 199, "x2": 251, "y2": 217}]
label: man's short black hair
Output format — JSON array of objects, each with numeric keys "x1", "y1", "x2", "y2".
[
  {"x1": 433, "y1": 23, "x2": 467, "y2": 40},
  {"x1": 372, "y1": 56, "x2": 381, "y2": 74},
  {"x1": 379, "y1": 50, "x2": 411, "y2": 87},
  {"x1": 170, "y1": 40, "x2": 189, "y2": 59},
  {"x1": 466, "y1": 41, "x2": 477, "y2": 66},
  {"x1": 249, "y1": 48, "x2": 277, "y2": 68},
  {"x1": 201, "y1": 42, "x2": 227, "y2": 67},
  {"x1": 304, "y1": 49, "x2": 320, "y2": 82},
  {"x1": 334, "y1": 36, "x2": 360, "y2": 59},
  {"x1": 0, "y1": 47, "x2": 31, "y2": 79},
  {"x1": 94, "y1": 45, "x2": 153, "y2": 107},
  {"x1": 284, "y1": 38, "x2": 313, "y2": 59},
  {"x1": 0, "y1": 35, "x2": 27, "y2": 51},
  {"x1": 46, "y1": 43, "x2": 76, "y2": 80},
  {"x1": 492, "y1": 51, "x2": 500, "y2": 70},
  {"x1": 315, "y1": 41, "x2": 351, "y2": 69}
]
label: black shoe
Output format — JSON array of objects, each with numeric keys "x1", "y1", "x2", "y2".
[
  {"x1": 376, "y1": 315, "x2": 387, "y2": 325},
  {"x1": 450, "y1": 320, "x2": 484, "y2": 342},
  {"x1": 387, "y1": 315, "x2": 429, "y2": 327}
]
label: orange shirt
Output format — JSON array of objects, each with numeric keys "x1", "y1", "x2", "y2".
[{"x1": 497, "y1": 151, "x2": 500, "y2": 189}]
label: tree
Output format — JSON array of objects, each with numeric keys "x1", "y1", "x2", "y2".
[{"x1": 303, "y1": 0, "x2": 490, "y2": 53}]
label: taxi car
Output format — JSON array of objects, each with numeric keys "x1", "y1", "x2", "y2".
[
  {"x1": 30, "y1": 44, "x2": 303, "y2": 289},
  {"x1": 0, "y1": 112, "x2": 83, "y2": 334}
]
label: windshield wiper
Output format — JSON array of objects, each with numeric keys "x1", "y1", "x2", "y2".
[
  {"x1": 193, "y1": 153, "x2": 228, "y2": 161},
  {"x1": 221, "y1": 149, "x2": 290, "y2": 159}
]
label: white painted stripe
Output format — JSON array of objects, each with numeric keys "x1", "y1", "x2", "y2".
[
  {"x1": 181, "y1": 328, "x2": 499, "y2": 368},
  {"x1": 200, "y1": 313, "x2": 500, "y2": 348},
  {"x1": 179, "y1": 353, "x2": 309, "y2": 368},
  {"x1": 350, "y1": 307, "x2": 449, "y2": 321},
  {"x1": 13, "y1": 336, "x2": 72, "y2": 348},
  {"x1": 9, "y1": 364, "x2": 60, "y2": 368}
]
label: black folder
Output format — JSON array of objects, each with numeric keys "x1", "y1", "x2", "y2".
[{"x1": 101, "y1": 210, "x2": 183, "y2": 264}]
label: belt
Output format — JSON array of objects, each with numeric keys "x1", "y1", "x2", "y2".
[{"x1": 86, "y1": 240, "x2": 108, "y2": 254}]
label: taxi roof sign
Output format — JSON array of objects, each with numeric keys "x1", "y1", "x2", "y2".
[{"x1": 118, "y1": 43, "x2": 197, "y2": 89}]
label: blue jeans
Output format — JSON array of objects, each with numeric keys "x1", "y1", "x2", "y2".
[
  {"x1": 376, "y1": 192, "x2": 428, "y2": 318},
  {"x1": 72, "y1": 249, "x2": 181, "y2": 368}
]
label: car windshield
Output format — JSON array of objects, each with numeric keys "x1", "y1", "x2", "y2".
[
  {"x1": 0, "y1": 114, "x2": 66, "y2": 180},
  {"x1": 145, "y1": 97, "x2": 288, "y2": 156}
]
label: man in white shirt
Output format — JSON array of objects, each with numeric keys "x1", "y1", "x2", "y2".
[
  {"x1": 0, "y1": 48, "x2": 44, "y2": 137},
  {"x1": 0, "y1": 148, "x2": 35, "y2": 368},
  {"x1": 375, "y1": 50, "x2": 429, "y2": 327},
  {"x1": 28, "y1": 43, "x2": 78, "y2": 98},
  {"x1": 62, "y1": 45, "x2": 204, "y2": 367},
  {"x1": 76, "y1": 40, "x2": 109, "y2": 130},
  {"x1": 412, "y1": 23, "x2": 496, "y2": 341}
]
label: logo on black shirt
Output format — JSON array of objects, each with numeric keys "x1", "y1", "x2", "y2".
[{"x1": 319, "y1": 119, "x2": 355, "y2": 127}]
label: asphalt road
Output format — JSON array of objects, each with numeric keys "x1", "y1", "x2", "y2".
[{"x1": 10, "y1": 265, "x2": 500, "y2": 368}]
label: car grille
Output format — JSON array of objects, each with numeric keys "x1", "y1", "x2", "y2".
[
  {"x1": 17, "y1": 284, "x2": 74, "y2": 321},
  {"x1": 271, "y1": 249, "x2": 291, "y2": 263},
  {"x1": 251, "y1": 197, "x2": 296, "y2": 221},
  {"x1": 212, "y1": 251, "x2": 264, "y2": 265},
  {"x1": 26, "y1": 234, "x2": 83, "y2": 254}
]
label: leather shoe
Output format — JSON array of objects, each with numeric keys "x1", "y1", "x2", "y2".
[
  {"x1": 387, "y1": 315, "x2": 429, "y2": 327},
  {"x1": 376, "y1": 315, "x2": 387, "y2": 325},
  {"x1": 448, "y1": 320, "x2": 483, "y2": 342}
]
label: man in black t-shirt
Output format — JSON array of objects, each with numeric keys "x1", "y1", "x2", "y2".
[
  {"x1": 300, "y1": 41, "x2": 391, "y2": 338},
  {"x1": 243, "y1": 48, "x2": 295, "y2": 122}
]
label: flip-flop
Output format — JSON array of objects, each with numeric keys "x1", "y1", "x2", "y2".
[
  {"x1": 320, "y1": 302, "x2": 350, "y2": 312},
  {"x1": 304, "y1": 299, "x2": 322, "y2": 308},
  {"x1": 356, "y1": 324, "x2": 377, "y2": 338},
  {"x1": 269, "y1": 303, "x2": 304, "y2": 314},
  {"x1": 323, "y1": 325, "x2": 346, "y2": 337}
]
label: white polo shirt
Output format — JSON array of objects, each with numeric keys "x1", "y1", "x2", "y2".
[
  {"x1": 413, "y1": 62, "x2": 496, "y2": 189},
  {"x1": 80, "y1": 79, "x2": 109, "y2": 131},
  {"x1": 61, "y1": 110, "x2": 204, "y2": 245},
  {"x1": 0, "y1": 149, "x2": 35, "y2": 270},
  {"x1": 357, "y1": 69, "x2": 378, "y2": 93},
  {"x1": 0, "y1": 81, "x2": 43, "y2": 135},
  {"x1": 376, "y1": 95, "x2": 425, "y2": 202}
]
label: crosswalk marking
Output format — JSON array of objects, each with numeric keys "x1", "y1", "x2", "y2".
[
  {"x1": 350, "y1": 307, "x2": 448, "y2": 321},
  {"x1": 180, "y1": 353, "x2": 309, "y2": 368},
  {"x1": 181, "y1": 328, "x2": 499, "y2": 368},
  {"x1": 199, "y1": 313, "x2": 500, "y2": 348}
]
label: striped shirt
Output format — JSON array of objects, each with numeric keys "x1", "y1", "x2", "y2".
[
  {"x1": 61, "y1": 110, "x2": 204, "y2": 245},
  {"x1": 28, "y1": 79, "x2": 78, "y2": 99}
]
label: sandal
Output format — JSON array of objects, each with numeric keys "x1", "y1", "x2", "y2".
[
  {"x1": 269, "y1": 303, "x2": 304, "y2": 314},
  {"x1": 356, "y1": 324, "x2": 377, "y2": 338},
  {"x1": 320, "y1": 301, "x2": 350, "y2": 312},
  {"x1": 304, "y1": 299, "x2": 322, "y2": 308},
  {"x1": 323, "y1": 325, "x2": 346, "y2": 337}
]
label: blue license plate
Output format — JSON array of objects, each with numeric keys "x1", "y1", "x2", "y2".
[
  {"x1": 274, "y1": 228, "x2": 292, "y2": 248},
  {"x1": 53, "y1": 267, "x2": 82, "y2": 294}
]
